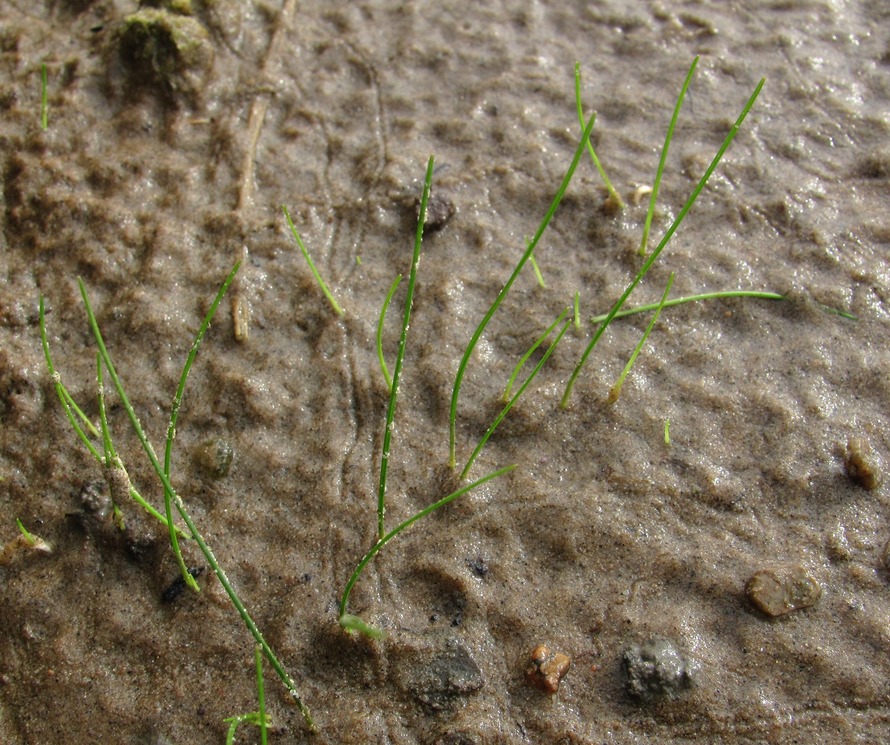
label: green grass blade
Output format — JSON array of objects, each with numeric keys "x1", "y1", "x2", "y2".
[
  {"x1": 449, "y1": 111, "x2": 597, "y2": 467},
  {"x1": 573, "y1": 291, "x2": 581, "y2": 331},
  {"x1": 503, "y1": 307, "x2": 570, "y2": 402},
  {"x1": 561, "y1": 74, "x2": 766, "y2": 408},
  {"x1": 575, "y1": 62, "x2": 623, "y2": 209},
  {"x1": 162, "y1": 261, "x2": 241, "y2": 593},
  {"x1": 377, "y1": 157, "x2": 435, "y2": 540},
  {"x1": 256, "y1": 645, "x2": 268, "y2": 745},
  {"x1": 589, "y1": 289, "x2": 784, "y2": 324},
  {"x1": 376, "y1": 274, "x2": 403, "y2": 390},
  {"x1": 77, "y1": 277, "x2": 315, "y2": 731},
  {"x1": 528, "y1": 249, "x2": 546, "y2": 288},
  {"x1": 639, "y1": 57, "x2": 698, "y2": 257},
  {"x1": 461, "y1": 317, "x2": 571, "y2": 481},
  {"x1": 608, "y1": 272, "x2": 674, "y2": 404},
  {"x1": 40, "y1": 298, "x2": 102, "y2": 459},
  {"x1": 283, "y1": 205, "x2": 345, "y2": 316},
  {"x1": 339, "y1": 464, "x2": 516, "y2": 637}
]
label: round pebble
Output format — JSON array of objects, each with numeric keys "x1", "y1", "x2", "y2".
[{"x1": 746, "y1": 564, "x2": 822, "y2": 617}]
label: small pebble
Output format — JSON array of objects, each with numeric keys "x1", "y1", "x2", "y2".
[
  {"x1": 195, "y1": 438, "x2": 234, "y2": 478},
  {"x1": 525, "y1": 644, "x2": 571, "y2": 694},
  {"x1": 746, "y1": 564, "x2": 822, "y2": 617},
  {"x1": 845, "y1": 437, "x2": 882, "y2": 491},
  {"x1": 622, "y1": 638, "x2": 692, "y2": 700},
  {"x1": 417, "y1": 192, "x2": 455, "y2": 233}
]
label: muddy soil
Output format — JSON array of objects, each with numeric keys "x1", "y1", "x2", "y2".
[{"x1": 2, "y1": 1, "x2": 889, "y2": 743}]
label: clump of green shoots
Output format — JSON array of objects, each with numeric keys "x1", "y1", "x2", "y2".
[
  {"x1": 40, "y1": 266, "x2": 315, "y2": 732},
  {"x1": 444, "y1": 56, "x2": 769, "y2": 475},
  {"x1": 338, "y1": 157, "x2": 518, "y2": 638}
]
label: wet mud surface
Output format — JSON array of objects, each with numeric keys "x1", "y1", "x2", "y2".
[{"x1": 2, "y1": 1, "x2": 890, "y2": 743}]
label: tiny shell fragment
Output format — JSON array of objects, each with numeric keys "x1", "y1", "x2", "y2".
[
  {"x1": 845, "y1": 437, "x2": 882, "y2": 491},
  {"x1": 746, "y1": 564, "x2": 822, "y2": 617},
  {"x1": 525, "y1": 644, "x2": 571, "y2": 694}
]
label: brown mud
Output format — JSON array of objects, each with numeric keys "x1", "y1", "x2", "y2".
[{"x1": 2, "y1": 1, "x2": 889, "y2": 743}]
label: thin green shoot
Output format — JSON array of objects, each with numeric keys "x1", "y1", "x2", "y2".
[
  {"x1": 40, "y1": 299, "x2": 101, "y2": 459},
  {"x1": 575, "y1": 62, "x2": 623, "y2": 209},
  {"x1": 608, "y1": 272, "x2": 674, "y2": 405},
  {"x1": 561, "y1": 73, "x2": 766, "y2": 408},
  {"x1": 339, "y1": 464, "x2": 516, "y2": 637},
  {"x1": 462, "y1": 316, "x2": 571, "y2": 481},
  {"x1": 282, "y1": 204, "x2": 345, "y2": 316},
  {"x1": 589, "y1": 289, "x2": 784, "y2": 324},
  {"x1": 12, "y1": 519, "x2": 51, "y2": 554},
  {"x1": 639, "y1": 57, "x2": 699, "y2": 257},
  {"x1": 40, "y1": 300, "x2": 187, "y2": 537},
  {"x1": 74, "y1": 275, "x2": 314, "y2": 730},
  {"x1": 40, "y1": 63, "x2": 48, "y2": 131},
  {"x1": 256, "y1": 645, "x2": 268, "y2": 745},
  {"x1": 502, "y1": 307, "x2": 571, "y2": 402},
  {"x1": 224, "y1": 712, "x2": 265, "y2": 745},
  {"x1": 449, "y1": 111, "x2": 598, "y2": 468},
  {"x1": 573, "y1": 291, "x2": 581, "y2": 331},
  {"x1": 95, "y1": 359, "x2": 126, "y2": 531},
  {"x1": 377, "y1": 156, "x2": 434, "y2": 540},
  {"x1": 529, "y1": 249, "x2": 546, "y2": 288},
  {"x1": 162, "y1": 261, "x2": 241, "y2": 593},
  {"x1": 376, "y1": 274, "x2": 402, "y2": 390},
  {"x1": 664, "y1": 419, "x2": 671, "y2": 445},
  {"x1": 815, "y1": 301, "x2": 857, "y2": 321},
  {"x1": 15, "y1": 519, "x2": 38, "y2": 546}
]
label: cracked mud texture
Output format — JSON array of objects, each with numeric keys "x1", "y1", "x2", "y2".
[{"x1": 2, "y1": 1, "x2": 890, "y2": 743}]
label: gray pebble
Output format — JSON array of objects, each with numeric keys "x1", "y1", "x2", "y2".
[
  {"x1": 394, "y1": 638, "x2": 483, "y2": 710},
  {"x1": 622, "y1": 638, "x2": 693, "y2": 700}
]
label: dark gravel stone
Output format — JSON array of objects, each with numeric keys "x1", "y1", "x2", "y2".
[{"x1": 623, "y1": 638, "x2": 693, "y2": 701}]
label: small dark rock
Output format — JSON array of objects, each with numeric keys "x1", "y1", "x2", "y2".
[
  {"x1": 394, "y1": 638, "x2": 483, "y2": 710},
  {"x1": 417, "y1": 192, "x2": 455, "y2": 233},
  {"x1": 623, "y1": 638, "x2": 693, "y2": 700},
  {"x1": 467, "y1": 557, "x2": 488, "y2": 578}
]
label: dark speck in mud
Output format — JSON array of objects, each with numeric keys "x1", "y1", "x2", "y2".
[{"x1": 417, "y1": 191, "x2": 456, "y2": 233}]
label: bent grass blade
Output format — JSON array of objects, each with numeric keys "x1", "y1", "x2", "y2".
[
  {"x1": 608, "y1": 272, "x2": 674, "y2": 405},
  {"x1": 449, "y1": 111, "x2": 598, "y2": 468},
  {"x1": 575, "y1": 62, "x2": 623, "y2": 209},
  {"x1": 283, "y1": 204, "x2": 345, "y2": 316},
  {"x1": 376, "y1": 274, "x2": 403, "y2": 391},
  {"x1": 339, "y1": 465, "x2": 517, "y2": 638},
  {"x1": 502, "y1": 307, "x2": 571, "y2": 402},
  {"x1": 461, "y1": 313, "x2": 572, "y2": 481},
  {"x1": 561, "y1": 73, "x2": 766, "y2": 408},
  {"x1": 589, "y1": 289, "x2": 784, "y2": 324}
]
